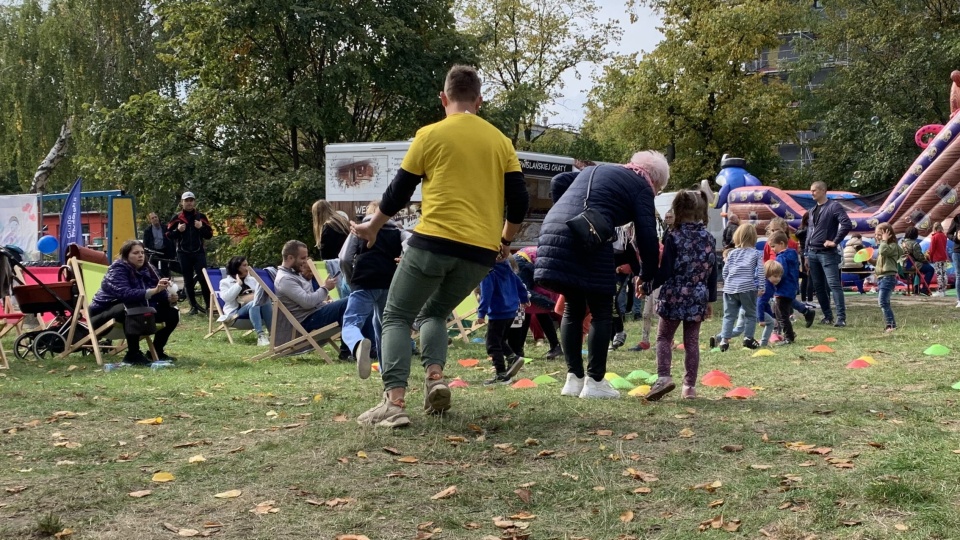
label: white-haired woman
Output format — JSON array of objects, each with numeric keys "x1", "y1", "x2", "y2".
[{"x1": 535, "y1": 151, "x2": 669, "y2": 399}]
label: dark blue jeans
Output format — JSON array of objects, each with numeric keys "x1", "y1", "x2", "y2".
[
  {"x1": 877, "y1": 274, "x2": 896, "y2": 328},
  {"x1": 806, "y1": 249, "x2": 845, "y2": 322}
]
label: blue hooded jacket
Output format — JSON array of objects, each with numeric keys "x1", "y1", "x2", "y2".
[
  {"x1": 479, "y1": 261, "x2": 530, "y2": 321},
  {"x1": 774, "y1": 248, "x2": 800, "y2": 299}
]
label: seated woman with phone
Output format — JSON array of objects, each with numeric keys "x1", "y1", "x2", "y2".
[
  {"x1": 220, "y1": 256, "x2": 273, "y2": 346},
  {"x1": 89, "y1": 239, "x2": 181, "y2": 365}
]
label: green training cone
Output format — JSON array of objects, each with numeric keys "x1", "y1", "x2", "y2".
[
  {"x1": 610, "y1": 376, "x2": 635, "y2": 390},
  {"x1": 532, "y1": 374, "x2": 559, "y2": 385},
  {"x1": 645, "y1": 374, "x2": 659, "y2": 385},
  {"x1": 951, "y1": 381, "x2": 960, "y2": 390},
  {"x1": 924, "y1": 344, "x2": 951, "y2": 356},
  {"x1": 626, "y1": 369, "x2": 654, "y2": 382}
]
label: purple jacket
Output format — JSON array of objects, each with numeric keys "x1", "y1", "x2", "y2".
[{"x1": 89, "y1": 259, "x2": 166, "y2": 316}]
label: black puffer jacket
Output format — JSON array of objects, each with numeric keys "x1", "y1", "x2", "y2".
[{"x1": 535, "y1": 165, "x2": 659, "y2": 296}]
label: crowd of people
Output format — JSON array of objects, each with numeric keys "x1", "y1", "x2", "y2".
[{"x1": 103, "y1": 64, "x2": 957, "y2": 427}]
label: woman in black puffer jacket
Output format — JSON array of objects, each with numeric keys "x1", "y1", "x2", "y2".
[{"x1": 535, "y1": 151, "x2": 669, "y2": 399}]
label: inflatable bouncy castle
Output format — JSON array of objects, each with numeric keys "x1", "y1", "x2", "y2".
[{"x1": 716, "y1": 71, "x2": 960, "y2": 236}]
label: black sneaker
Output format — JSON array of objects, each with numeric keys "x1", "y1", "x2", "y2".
[
  {"x1": 123, "y1": 351, "x2": 151, "y2": 366},
  {"x1": 804, "y1": 309, "x2": 816, "y2": 328},
  {"x1": 719, "y1": 341, "x2": 729, "y2": 352},
  {"x1": 187, "y1": 307, "x2": 200, "y2": 316},
  {"x1": 819, "y1": 317, "x2": 834, "y2": 325},
  {"x1": 483, "y1": 373, "x2": 512, "y2": 386},
  {"x1": 196, "y1": 305, "x2": 208, "y2": 314},
  {"x1": 742, "y1": 338, "x2": 760, "y2": 350},
  {"x1": 834, "y1": 319, "x2": 846, "y2": 328},
  {"x1": 545, "y1": 346, "x2": 563, "y2": 359},
  {"x1": 709, "y1": 336, "x2": 717, "y2": 349},
  {"x1": 156, "y1": 351, "x2": 177, "y2": 362},
  {"x1": 504, "y1": 356, "x2": 524, "y2": 378}
]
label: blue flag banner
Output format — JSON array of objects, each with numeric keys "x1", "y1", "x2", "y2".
[{"x1": 59, "y1": 178, "x2": 82, "y2": 264}]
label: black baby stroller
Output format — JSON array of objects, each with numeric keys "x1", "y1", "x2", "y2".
[{"x1": 0, "y1": 246, "x2": 88, "y2": 360}]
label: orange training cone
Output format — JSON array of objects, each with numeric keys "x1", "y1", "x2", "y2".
[
  {"x1": 511, "y1": 378, "x2": 537, "y2": 389},
  {"x1": 449, "y1": 378, "x2": 469, "y2": 388},
  {"x1": 846, "y1": 359, "x2": 871, "y2": 369},
  {"x1": 724, "y1": 387, "x2": 756, "y2": 399},
  {"x1": 824, "y1": 337, "x2": 837, "y2": 343},
  {"x1": 703, "y1": 375, "x2": 733, "y2": 388},
  {"x1": 457, "y1": 359, "x2": 480, "y2": 368},
  {"x1": 702, "y1": 369, "x2": 731, "y2": 381},
  {"x1": 807, "y1": 345, "x2": 835, "y2": 353}
]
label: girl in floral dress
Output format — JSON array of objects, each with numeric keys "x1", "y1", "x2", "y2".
[{"x1": 645, "y1": 190, "x2": 718, "y2": 401}]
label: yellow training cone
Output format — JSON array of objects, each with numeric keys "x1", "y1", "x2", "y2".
[
  {"x1": 752, "y1": 349, "x2": 775, "y2": 357},
  {"x1": 857, "y1": 356, "x2": 877, "y2": 364},
  {"x1": 604, "y1": 372, "x2": 622, "y2": 381},
  {"x1": 628, "y1": 385, "x2": 651, "y2": 396}
]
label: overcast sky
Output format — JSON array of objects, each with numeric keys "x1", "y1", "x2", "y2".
[{"x1": 547, "y1": 1, "x2": 664, "y2": 129}]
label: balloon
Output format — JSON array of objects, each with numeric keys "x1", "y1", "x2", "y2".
[{"x1": 37, "y1": 235, "x2": 59, "y2": 255}]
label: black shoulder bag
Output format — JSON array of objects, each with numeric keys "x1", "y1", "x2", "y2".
[{"x1": 565, "y1": 166, "x2": 615, "y2": 250}]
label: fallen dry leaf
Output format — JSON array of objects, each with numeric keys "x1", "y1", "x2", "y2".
[
  {"x1": 621, "y1": 432, "x2": 638, "y2": 440},
  {"x1": 895, "y1": 523, "x2": 908, "y2": 531},
  {"x1": 723, "y1": 519, "x2": 742, "y2": 532},
  {"x1": 493, "y1": 517, "x2": 515, "y2": 528},
  {"x1": 430, "y1": 485, "x2": 457, "y2": 500},
  {"x1": 250, "y1": 500, "x2": 279, "y2": 514},
  {"x1": 721, "y1": 445, "x2": 743, "y2": 453},
  {"x1": 750, "y1": 464, "x2": 772, "y2": 470},
  {"x1": 188, "y1": 455, "x2": 206, "y2": 464},
  {"x1": 324, "y1": 498, "x2": 356, "y2": 507},
  {"x1": 397, "y1": 456, "x2": 419, "y2": 464},
  {"x1": 334, "y1": 535, "x2": 371, "y2": 540},
  {"x1": 445, "y1": 436, "x2": 466, "y2": 444},
  {"x1": 708, "y1": 499, "x2": 724, "y2": 508},
  {"x1": 593, "y1": 486, "x2": 605, "y2": 491},
  {"x1": 691, "y1": 480, "x2": 722, "y2": 493},
  {"x1": 128, "y1": 490, "x2": 152, "y2": 498},
  {"x1": 464, "y1": 522, "x2": 481, "y2": 530},
  {"x1": 382, "y1": 446, "x2": 401, "y2": 455},
  {"x1": 136, "y1": 417, "x2": 162, "y2": 425},
  {"x1": 595, "y1": 429, "x2": 613, "y2": 436},
  {"x1": 54, "y1": 529, "x2": 73, "y2": 539},
  {"x1": 178, "y1": 529, "x2": 199, "y2": 537},
  {"x1": 524, "y1": 438, "x2": 539, "y2": 446},
  {"x1": 623, "y1": 468, "x2": 658, "y2": 482},
  {"x1": 808, "y1": 447, "x2": 833, "y2": 455},
  {"x1": 507, "y1": 401, "x2": 520, "y2": 409},
  {"x1": 214, "y1": 490, "x2": 242, "y2": 499},
  {"x1": 679, "y1": 428, "x2": 695, "y2": 438},
  {"x1": 5, "y1": 485, "x2": 28, "y2": 494},
  {"x1": 633, "y1": 487, "x2": 652, "y2": 494},
  {"x1": 332, "y1": 414, "x2": 349, "y2": 422},
  {"x1": 867, "y1": 441, "x2": 885, "y2": 449},
  {"x1": 562, "y1": 472, "x2": 579, "y2": 481},
  {"x1": 620, "y1": 510, "x2": 634, "y2": 523},
  {"x1": 536, "y1": 450, "x2": 555, "y2": 458},
  {"x1": 841, "y1": 520, "x2": 862, "y2": 527},
  {"x1": 152, "y1": 472, "x2": 175, "y2": 483},
  {"x1": 510, "y1": 511, "x2": 537, "y2": 520},
  {"x1": 514, "y1": 488, "x2": 532, "y2": 504}
]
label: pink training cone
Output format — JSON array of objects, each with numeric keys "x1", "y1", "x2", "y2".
[
  {"x1": 846, "y1": 359, "x2": 871, "y2": 369},
  {"x1": 448, "y1": 378, "x2": 469, "y2": 388},
  {"x1": 724, "y1": 387, "x2": 756, "y2": 399}
]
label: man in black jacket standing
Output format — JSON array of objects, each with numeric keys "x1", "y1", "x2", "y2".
[
  {"x1": 167, "y1": 192, "x2": 213, "y2": 315},
  {"x1": 142, "y1": 212, "x2": 174, "y2": 278},
  {"x1": 805, "y1": 181, "x2": 852, "y2": 327}
]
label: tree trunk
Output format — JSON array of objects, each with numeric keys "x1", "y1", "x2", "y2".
[{"x1": 30, "y1": 120, "x2": 72, "y2": 194}]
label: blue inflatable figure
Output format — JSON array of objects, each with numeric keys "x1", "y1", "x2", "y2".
[{"x1": 714, "y1": 154, "x2": 762, "y2": 209}]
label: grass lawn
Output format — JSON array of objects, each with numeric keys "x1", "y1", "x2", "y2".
[{"x1": 2, "y1": 294, "x2": 960, "y2": 539}]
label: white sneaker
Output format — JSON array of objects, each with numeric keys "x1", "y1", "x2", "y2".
[
  {"x1": 257, "y1": 333, "x2": 270, "y2": 347},
  {"x1": 955, "y1": 301, "x2": 960, "y2": 308},
  {"x1": 579, "y1": 377, "x2": 620, "y2": 399},
  {"x1": 560, "y1": 373, "x2": 585, "y2": 397},
  {"x1": 935, "y1": 291, "x2": 945, "y2": 297},
  {"x1": 355, "y1": 338, "x2": 372, "y2": 380}
]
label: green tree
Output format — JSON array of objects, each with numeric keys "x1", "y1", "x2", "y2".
[
  {"x1": 457, "y1": 0, "x2": 620, "y2": 145},
  {"x1": 794, "y1": 0, "x2": 960, "y2": 194},
  {"x1": 583, "y1": 0, "x2": 807, "y2": 189},
  {"x1": 79, "y1": 0, "x2": 474, "y2": 264}
]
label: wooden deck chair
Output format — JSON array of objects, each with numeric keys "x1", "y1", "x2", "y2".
[
  {"x1": 247, "y1": 269, "x2": 341, "y2": 362},
  {"x1": 447, "y1": 291, "x2": 487, "y2": 343},
  {"x1": 310, "y1": 259, "x2": 340, "y2": 299},
  {"x1": 62, "y1": 259, "x2": 160, "y2": 365},
  {"x1": 202, "y1": 268, "x2": 254, "y2": 343}
]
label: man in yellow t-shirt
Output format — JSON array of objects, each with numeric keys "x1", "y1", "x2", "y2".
[{"x1": 353, "y1": 65, "x2": 529, "y2": 428}]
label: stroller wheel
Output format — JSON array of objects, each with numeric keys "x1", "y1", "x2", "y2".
[
  {"x1": 14, "y1": 332, "x2": 38, "y2": 360},
  {"x1": 33, "y1": 330, "x2": 67, "y2": 359}
]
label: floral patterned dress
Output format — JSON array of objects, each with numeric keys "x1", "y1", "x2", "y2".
[{"x1": 654, "y1": 222, "x2": 718, "y2": 322}]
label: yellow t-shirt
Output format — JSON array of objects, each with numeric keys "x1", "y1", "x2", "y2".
[{"x1": 401, "y1": 113, "x2": 521, "y2": 252}]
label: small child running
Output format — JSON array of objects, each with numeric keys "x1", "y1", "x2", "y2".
[
  {"x1": 477, "y1": 258, "x2": 529, "y2": 385},
  {"x1": 769, "y1": 231, "x2": 799, "y2": 345},
  {"x1": 722, "y1": 260, "x2": 782, "y2": 347},
  {"x1": 645, "y1": 190, "x2": 717, "y2": 401},
  {"x1": 716, "y1": 223, "x2": 763, "y2": 351}
]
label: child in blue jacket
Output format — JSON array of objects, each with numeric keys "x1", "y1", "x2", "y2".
[
  {"x1": 477, "y1": 258, "x2": 530, "y2": 385},
  {"x1": 770, "y1": 231, "x2": 799, "y2": 345},
  {"x1": 719, "y1": 259, "x2": 782, "y2": 348}
]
